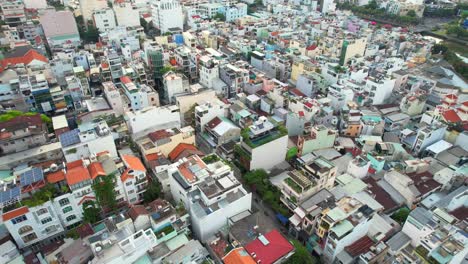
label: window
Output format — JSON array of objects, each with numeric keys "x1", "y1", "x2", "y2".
[
  {"x1": 126, "y1": 181, "x2": 132, "y2": 186},
  {"x1": 59, "y1": 198, "x2": 70, "y2": 207},
  {"x1": 36, "y1": 208, "x2": 48, "y2": 216},
  {"x1": 66, "y1": 215, "x2": 77, "y2": 222},
  {"x1": 128, "y1": 190, "x2": 135, "y2": 194},
  {"x1": 22, "y1": 232, "x2": 38, "y2": 243},
  {"x1": 12, "y1": 215, "x2": 27, "y2": 225},
  {"x1": 41, "y1": 217, "x2": 52, "y2": 225},
  {"x1": 18, "y1": 225, "x2": 33, "y2": 235},
  {"x1": 62, "y1": 206, "x2": 73, "y2": 214}
]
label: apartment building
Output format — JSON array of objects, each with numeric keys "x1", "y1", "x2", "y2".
[
  {"x1": 0, "y1": 114, "x2": 49, "y2": 156},
  {"x1": 168, "y1": 155, "x2": 252, "y2": 241},
  {"x1": 151, "y1": 0, "x2": 184, "y2": 34},
  {"x1": 93, "y1": 8, "x2": 117, "y2": 32},
  {"x1": 136, "y1": 126, "x2": 195, "y2": 157},
  {"x1": 118, "y1": 76, "x2": 159, "y2": 111},
  {"x1": 235, "y1": 117, "x2": 288, "y2": 171},
  {"x1": 59, "y1": 121, "x2": 117, "y2": 162},
  {"x1": 297, "y1": 125, "x2": 337, "y2": 156},
  {"x1": 163, "y1": 71, "x2": 190, "y2": 103},
  {"x1": 125, "y1": 106, "x2": 181, "y2": 140}
]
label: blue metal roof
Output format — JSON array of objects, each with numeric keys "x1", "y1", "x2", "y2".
[
  {"x1": 20, "y1": 167, "x2": 44, "y2": 187},
  {"x1": 59, "y1": 129, "x2": 80, "y2": 147}
]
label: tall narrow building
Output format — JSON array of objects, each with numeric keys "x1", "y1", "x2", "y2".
[{"x1": 151, "y1": 0, "x2": 184, "y2": 34}]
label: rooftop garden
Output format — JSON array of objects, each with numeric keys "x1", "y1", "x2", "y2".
[
  {"x1": 284, "y1": 178, "x2": 303, "y2": 193},
  {"x1": 0, "y1": 110, "x2": 51, "y2": 124},
  {"x1": 202, "y1": 154, "x2": 221, "y2": 164},
  {"x1": 241, "y1": 124, "x2": 288, "y2": 148},
  {"x1": 154, "y1": 224, "x2": 175, "y2": 239},
  {"x1": 21, "y1": 184, "x2": 59, "y2": 207}
]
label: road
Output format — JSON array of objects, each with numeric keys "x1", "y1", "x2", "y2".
[{"x1": 231, "y1": 164, "x2": 290, "y2": 235}]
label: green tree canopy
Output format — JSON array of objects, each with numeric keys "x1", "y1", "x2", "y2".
[
  {"x1": 285, "y1": 240, "x2": 317, "y2": 264},
  {"x1": 92, "y1": 175, "x2": 117, "y2": 211},
  {"x1": 82, "y1": 200, "x2": 101, "y2": 224},
  {"x1": 143, "y1": 180, "x2": 162, "y2": 203}
]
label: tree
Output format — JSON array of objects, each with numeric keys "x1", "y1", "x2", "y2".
[
  {"x1": 367, "y1": 0, "x2": 378, "y2": 10},
  {"x1": 391, "y1": 207, "x2": 410, "y2": 224},
  {"x1": 92, "y1": 175, "x2": 117, "y2": 211},
  {"x1": 285, "y1": 240, "x2": 317, "y2": 264},
  {"x1": 243, "y1": 169, "x2": 268, "y2": 186},
  {"x1": 140, "y1": 18, "x2": 149, "y2": 33},
  {"x1": 407, "y1": 10, "x2": 416, "y2": 17},
  {"x1": 143, "y1": 180, "x2": 161, "y2": 203},
  {"x1": 160, "y1": 66, "x2": 175, "y2": 75},
  {"x1": 82, "y1": 200, "x2": 101, "y2": 224},
  {"x1": 213, "y1": 13, "x2": 226, "y2": 21}
]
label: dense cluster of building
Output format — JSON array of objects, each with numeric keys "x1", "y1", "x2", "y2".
[{"x1": 0, "y1": 0, "x2": 466, "y2": 264}]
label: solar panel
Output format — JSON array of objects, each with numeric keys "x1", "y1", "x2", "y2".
[
  {"x1": 59, "y1": 129, "x2": 81, "y2": 147},
  {"x1": 0, "y1": 186, "x2": 20, "y2": 203},
  {"x1": 20, "y1": 167, "x2": 44, "y2": 187}
]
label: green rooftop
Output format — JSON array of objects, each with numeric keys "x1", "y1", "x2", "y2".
[
  {"x1": 331, "y1": 220, "x2": 354, "y2": 238},
  {"x1": 327, "y1": 207, "x2": 347, "y2": 222}
]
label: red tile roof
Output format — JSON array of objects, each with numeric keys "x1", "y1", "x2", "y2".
[
  {"x1": 120, "y1": 76, "x2": 132, "y2": 84},
  {"x1": 148, "y1": 129, "x2": 172, "y2": 142},
  {"x1": 207, "y1": 116, "x2": 222, "y2": 129},
  {"x1": 364, "y1": 178, "x2": 398, "y2": 212},
  {"x1": 65, "y1": 165, "x2": 91, "y2": 186},
  {"x1": 46, "y1": 170, "x2": 66, "y2": 184},
  {"x1": 306, "y1": 45, "x2": 317, "y2": 51},
  {"x1": 223, "y1": 247, "x2": 256, "y2": 264},
  {"x1": 407, "y1": 171, "x2": 441, "y2": 196},
  {"x1": 145, "y1": 153, "x2": 160, "y2": 161},
  {"x1": 66, "y1": 159, "x2": 83, "y2": 170},
  {"x1": 450, "y1": 206, "x2": 468, "y2": 220},
  {"x1": 244, "y1": 230, "x2": 294, "y2": 264},
  {"x1": 168, "y1": 143, "x2": 198, "y2": 161},
  {"x1": 120, "y1": 168, "x2": 135, "y2": 182},
  {"x1": 442, "y1": 109, "x2": 461, "y2": 123},
  {"x1": 2, "y1": 207, "x2": 29, "y2": 221},
  {"x1": 345, "y1": 235, "x2": 374, "y2": 257},
  {"x1": 0, "y1": 114, "x2": 43, "y2": 132},
  {"x1": 128, "y1": 205, "x2": 149, "y2": 220},
  {"x1": 88, "y1": 162, "x2": 106, "y2": 180},
  {"x1": 0, "y1": 49, "x2": 48, "y2": 71},
  {"x1": 78, "y1": 195, "x2": 95, "y2": 205},
  {"x1": 304, "y1": 101, "x2": 313, "y2": 108},
  {"x1": 122, "y1": 155, "x2": 146, "y2": 172}
]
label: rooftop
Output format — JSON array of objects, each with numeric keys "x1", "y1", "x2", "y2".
[{"x1": 244, "y1": 230, "x2": 294, "y2": 264}]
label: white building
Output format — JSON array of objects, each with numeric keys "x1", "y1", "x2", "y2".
[
  {"x1": 59, "y1": 121, "x2": 117, "y2": 162},
  {"x1": 121, "y1": 155, "x2": 148, "y2": 204},
  {"x1": 119, "y1": 76, "x2": 159, "y2": 111},
  {"x1": 236, "y1": 117, "x2": 289, "y2": 171},
  {"x1": 168, "y1": 155, "x2": 252, "y2": 241},
  {"x1": 199, "y1": 56, "x2": 220, "y2": 90},
  {"x1": 402, "y1": 207, "x2": 437, "y2": 247},
  {"x1": 79, "y1": 0, "x2": 109, "y2": 23},
  {"x1": 125, "y1": 106, "x2": 181, "y2": 139},
  {"x1": 194, "y1": 99, "x2": 227, "y2": 133},
  {"x1": 103, "y1": 82, "x2": 125, "y2": 116},
  {"x1": 113, "y1": 2, "x2": 140, "y2": 28},
  {"x1": 93, "y1": 8, "x2": 117, "y2": 32},
  {"x1": 225, "y1": 3, "x2": 248, "y2": 22},
  {"x1": 365, "y1": 76, "x2": 396, "y2": 105},
  {"x1": 151, "y1": 0, "x2": 184, "y2": 34},
  {"x1": 2, "y1": 203, "x2": 65, "y2": 249},
  {"x1": 23, "y1": 0, "x2": 47, "y2": 9},
  {"x1": 163, "y1": 71, "x2": 190, "y2": 103}
]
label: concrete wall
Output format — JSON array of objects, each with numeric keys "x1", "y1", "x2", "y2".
[{"x1": 250, "y1": 135, "x2": 288, "y2": 171}]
